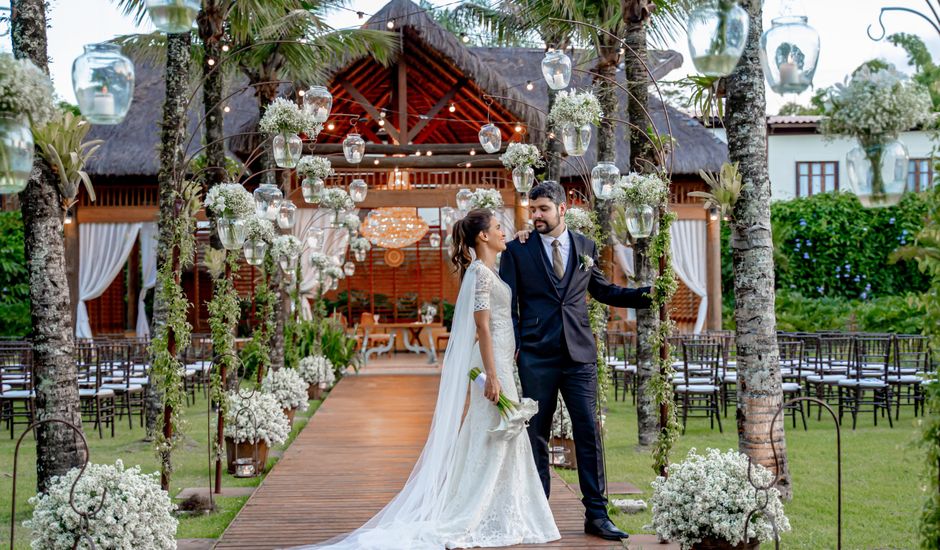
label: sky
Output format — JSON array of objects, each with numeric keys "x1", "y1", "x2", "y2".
[{"x1": 3, "y1": 0, "x2": 939, "y2": 114}]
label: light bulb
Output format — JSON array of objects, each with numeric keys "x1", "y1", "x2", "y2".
[
  {"x1": 526, "y1": 80, "x2": 534, "y2": 91},
  {"x1": 221, "y1": 44, "x2": 230, "y2": 52},
  {"x1": 387, "y1": 19, "x2": 394, "y2": 29},
  {"x1": 207, "y1": 58, "x2": 215, "y2": 66},
  {"x1": 327, "y1": 122, "x2": 335, "y2": 130},
  {"x1": 448, "y1": 103, "x2": 456, "y2": 113}
]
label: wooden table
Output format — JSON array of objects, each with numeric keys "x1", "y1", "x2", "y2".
[{"x1": 365, "y1": 322, "x2": 443, "y2": 364}]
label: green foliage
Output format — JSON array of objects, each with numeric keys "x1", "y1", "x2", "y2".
[
  {"x1": 888, "y1": 33, "x2": 940, "y2": 111},
  {"x1": 775, "y1": 89, "x2": 828, "y2": 116},
  {"x1": 0, "y1": 211, "x2": 30, "y2": 337},
  {"x1": 291, "y1": 318, "x2": 360, "y2": 379},
  {"x1": 773, "y1": 290, "x2": 926, "y2": 334},
  {"x1": 649, "y1": 211, "x2": 679, "y2": 474},
  {"x1": 32, "y1": 109, "x2": 102, "y2": 207}
]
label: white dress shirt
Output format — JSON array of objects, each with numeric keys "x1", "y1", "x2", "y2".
[{"x1": 539, "y1": 228, "x2": 571, "y2": 277}]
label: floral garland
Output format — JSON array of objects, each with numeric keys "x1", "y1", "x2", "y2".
[
  {"x1": 349, "y1": 236, "x2": 372, "y2": 253},
  {"x1": 261, "y1": 367, "x2": 310, "y2": 412},
  {"x1": 298, "y1": 355, "x2": 336, "y2": 387},
  {"x1": 224, "y1": 390, "x2": 290, "y2": 447},
  {"x1": 548, "y1": 89, "x2": 603, "y2": 129},
  {"x1": 296, "y1": 155, "x2": 334, "y2": 180},
  {"x1": 0, "y1": 53, "x2": 56, "y2": 126},
  {"x1": 259, "y1": 97, "x2": 322, "y2": 136},
  {"x1": 499, "y1": 142, "x2": 544, "y2": 170},
  {"x1": 207, "y1": 250, "x2": 241, "y2": 464},
  {"x1": 203, "y1": 182, "x2": 254, "y2": 218},
  {"x1": 318, "y1": 187, "x2": 354, "y2": 211},
  {"x1": 25, "y1": 460, "x2": 178, "y2": 549},
  {"x1": 271, "y1": 234, "x2": 302, "y2": 260},
  {"x1": 244, "y1": 215, "x2": 277, "y2": 244},
  {"x1": 469, "y1": 188, "x2": 504, "y2": 210}
]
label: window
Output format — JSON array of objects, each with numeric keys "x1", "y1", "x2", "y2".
[
  {"x1": 908, "y1": 158, "x2": 933, "y2": 192},
  {"x1": 796, "y1": 161, "x2": 838, "y2": 197}
]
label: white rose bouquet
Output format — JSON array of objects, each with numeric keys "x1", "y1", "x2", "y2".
[
  {"x1": 298, "y1": 355, "x2": 336, "y2": 387},
  {"x1": 0, "y1": 53, "x2": 57, "y2": 125},
  {"x1": 224, "y1": 390, "x2": 290, "y2": 447},
  {"x1": 548, "y1": 89, "x2": 603, "y2": 128},
  {"x1": 204, "y1": 183, "x2": 255, "y2": 219},
  {"x1": 296, "y1": 155, "x2": 333, "y2": 181},
  {"x1": 244, "y1": 215, "x2": 277, "y2": 244},
  {"x1": 25, "y1": 459, "x2": 178, "y2": 550},
  {"x1": 469, "y1": 188, "x2": 504, "y2": 210},
  {"x1": 259, "y1": 97, "x2": 322, "y2": 136},
  {"x1": 261, "y1": 367, "x2": 309, "y2": 412},
  {"x1": 271, "y1": 235, "x2": 302, "y2": 260},
  {"x1": 499, "y1": 142, "x2": 544, "y2": 170},
  {"x1": 318, "y1": 188, "x2": 355, "y2": 211}
]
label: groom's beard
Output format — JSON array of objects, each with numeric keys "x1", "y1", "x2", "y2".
[{"x1": 533, "y1": 217, "x2": 559, "y2": 234}]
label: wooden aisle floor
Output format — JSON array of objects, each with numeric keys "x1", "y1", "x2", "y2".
[{"x1": 214, "y1": 366, "x2": 669, "y2": 549}]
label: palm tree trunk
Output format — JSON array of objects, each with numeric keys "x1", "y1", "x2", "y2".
[
  {"x1": 593, "y1": 55, "x2": 617, "y2": 165},
  {"x1": 198, "y1": 0, "x2": 226, "y2": 189},
  {"x1": 10, "y1": 0, "x2": 86, "y2": 493},
  {"x1": 722, "y1": 0, "x2": 791, "y2": 498}
]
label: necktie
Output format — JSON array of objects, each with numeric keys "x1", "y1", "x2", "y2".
[{"x1": 552, "y1": 239, "x2": 564, "y2": 279}]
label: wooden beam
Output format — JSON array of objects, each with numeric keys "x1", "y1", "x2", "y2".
[
  {"x1": 407, "y1": 78, "x2": 466, "y2": 143},
  {"x1": 397, "y1": 55, "x2": 408, "y2": 144},
  {"x1": 339, "y1": 79, "x2": 400, "y2": 144},
  {"x1": 288, "y1": 188, "x2": 516, "y2": 209},
  {"x1": 671, "y1": 204, "x2": 707, "y2": 220},
  {"x1": 329, "y1": 154, "x2": 502, "y2": 169},
  {"x1": 307, "y1": 143, "x2": 499, "y2": 155}
]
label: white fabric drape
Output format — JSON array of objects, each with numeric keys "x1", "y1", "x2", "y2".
[
  {"x1": 669, "y1": 220, "x2": 708, "y2": 334},
  {"x1": 76, "y1": 223, "x2": 142, "y2": 339},
  {"x1": 135, "y1": 223, "x2": 159, "y2": 337},
  {"x1": 613, "y1": 243, "x2": 635, "y2": 278},
  {"x1": 498, "y1": 207, "x2": 516, "y2": 238},
  {"x1": 293, "y1": 208, "x2": 352, "y2": 320}
]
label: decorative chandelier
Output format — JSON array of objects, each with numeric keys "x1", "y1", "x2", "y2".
[{"x1": 360, "y1": 207, "x2": 429, "y2": 249}]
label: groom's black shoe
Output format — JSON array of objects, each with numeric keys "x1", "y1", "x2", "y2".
[{"x1": 584, "y1": 518, "x2": 630, "y2": 540}]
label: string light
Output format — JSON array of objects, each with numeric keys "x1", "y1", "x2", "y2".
[
  {"x1": 298, "y1": 89, "x2": 306, "y2": 96},
  {"x1": 514, "y1": 123, "x2": 523, "y2": 133},
  {"x1": 222, "y1": 45, "x2": 230, "y2": 52},
  {"x1": 426, "y1": 151, "x2": 432, "y2": 156},
  {"x1": 327, "y1": 122, "x2": 335, "y2": 130},
  {"x1": 378, "y1": 119, "x2": 385, "y2": 126},
  {"x1": 207, "y1": 58, "x2": 215, "y2": 66},
  {"x1": 374, "y1": 159, "x2": 380, "y2": 165},
  {"x1": 469, "y1": 149, "x2": 476, "y2": 156},
  {"x1": 387, "y1": 19, "x2": 395, "y2": 29},
  {"x1": 223, "y1": 105, "x2": 231, "y2": 113},
  {"x1": 548, "y1": 131, "x2": 556, "y2": 139},
  {"x1": 448, "y1": 103, "x2": 456, "y2": 113},
  {"x1": 526, "y1": 80, "x2": 534, "y2": 91},
  {"x1": 460, "y1": 33, "x2": 469, "y2": 43},
  {"x1": 415, "y1": 150, "x2": 422, "y2": 156},
  {"x1": 465, "y1": 162, "x2": 472, "y2": 168}
]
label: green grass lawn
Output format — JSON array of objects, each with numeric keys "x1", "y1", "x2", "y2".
[
  {"x1": 0, "y1": 387, "x2": 322, "y2": 549},
  {"x1": 557, "y1": 391, "x2": 924, "y2": 549}
]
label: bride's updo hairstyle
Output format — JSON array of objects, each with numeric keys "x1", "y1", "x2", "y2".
[{"x1": 450, "y1": 209, "x2": 493, "y2": 280}]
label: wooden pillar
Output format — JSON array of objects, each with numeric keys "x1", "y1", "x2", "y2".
[
  {"x1": 127, "y1": 239, "x2": 140, "y2": 333},
  {"x1": 397, "y1": 54, "x2": 408, "y2": 145},
  {"x1": 705, "y1": 213, "x2": 723, "y2": 330},
  {"x1": 64, "y1": 208, "x2": 80, "y2": 330}
]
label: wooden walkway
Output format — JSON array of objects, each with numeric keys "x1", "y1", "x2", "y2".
[{"x1": 215, "y1": 364, "x2": 670, "y2": 549}]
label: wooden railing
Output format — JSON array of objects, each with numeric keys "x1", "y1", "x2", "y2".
[{"x1": 330, "y1": 168, "x2": 509, "y2": 191}]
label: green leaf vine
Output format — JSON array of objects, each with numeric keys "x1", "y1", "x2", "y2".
[
  {"x1": 249, "y1": 254, "x2": 278, "y2": 381},
  {"x1": 206, "y1": 249, "x2": 241, "y2": 461}
]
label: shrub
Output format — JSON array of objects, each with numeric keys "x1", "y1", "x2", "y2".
[{"x1": 0, "y1": 211, "x2": 30, "y2": 337}]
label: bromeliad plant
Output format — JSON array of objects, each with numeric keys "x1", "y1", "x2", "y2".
[
  {"x1": 31, "y1": 109, "x2": 103, "y2": 211},
  {"x1": 690, "y1": 162, "x2": 744, "y2": 221}
]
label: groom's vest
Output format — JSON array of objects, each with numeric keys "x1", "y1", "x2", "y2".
[{"x1": 540, "y1": 234, "x2": 578, "y2": 298}]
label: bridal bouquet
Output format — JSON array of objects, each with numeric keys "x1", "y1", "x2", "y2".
[
  {"x1": 499, "y1": 142, "x2": 544, "y2": 170},
  {"x1": 259, "y1": 97, "x2": 322, "y2": 136},
  {"x1": 469, "y1": 188, "x2": 504, "y2": 211},
  {"x1": 469, "y1": 367, "x2": 538, "y2": 440}
]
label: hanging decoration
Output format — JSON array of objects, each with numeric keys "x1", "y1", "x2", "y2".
[
  {"x1": 0, "y1": 54, "x2": 55, "y2": 195},
  {"x1": 145, "y1": 0, "x2": 200, "y2": 34},
  {"x1": 500, "y1": 142, "x2": 543, "y2": 194},
  {"x1": 478, "y1": 123, "x2": 501, "y2": 154},
  {"x1": 541, "y1": 49, "x2": 572, "y2": 90},
  {"x1": 361, "y1": 207, "x2": 430, "y2": 249},
  {"x1": 302, "y1": 85, "x2": 333, "y2": 123},
  {"x1": 349, "y1": 178, "x2": 368, "y2": 202},
  {"x1": 547, "y1": 90, "x2": 602, "y2": 157},
  {"x1": 429, "y1": 232, "x2": 442, "y2": 248},
  {"x1": 71, "y1": 43, "x2": 135, "y2": 125},
  {"x1": 296, "y1": 155, "x2": 333, "y2": 204},
  {"x1": 277, "y1": 199, "x2": 298, "y2": 230},
  {"x1": 455, "y1": 188, "x2": 473, "y2": 212},
  {"x1": 259, "y1": 97, "x2": 320, "y2": 169},
  {"x1": 591, "y1": 162, "x2": 619, "y2": 201},
  {"x1": 343, "y1": 133, "x2": 366, "y2": 164},
  {"x1": 760, "y1": 15, "x2": 820, "y2": 95},
  {"x1": 253, "y1": 183, "x2": 283, "y2": 221},
  {"x1": 687, "y1": 0, "x2": 750, "y2": 77}
]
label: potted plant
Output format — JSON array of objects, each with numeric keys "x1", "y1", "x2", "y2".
[
  {"x1": 258, "y1": 97, "x2": 321, "y2": 169},
  {"x1": 350, "y1": 236, "x2": 372, "y2": 262},
  {"x1": 261, "y1": 367, "x2": 310, "y2": 426},
  {"x1": 547, "y1": 89, "x2": 603, "y2": 156},
  {"x1": 499, "y1": 142, "x2": 544, "y2": 194},
  {"x1": 317, "y1": 187, "x2": 355, "y2": 226},
  {"x1": 298, "y1": 354, "x2": 336, "y2": 400},
  {"x1": 419, "y1": 302, "x2": 438, "y2": 324},
  {"x1": 271, "y1": 234, "x2": 302, "y2": 273},
  {"x1": 242, "y1": 215, "x2": 277, "y2": 266},
  {"x1": 224, "y1": 390, "x2": 290, "y2": 474},
  {"x1": 25, "y1": 459, "x2": 178, "y2": 549},
  {"x1": 649, "y1": 448, "x2": 790, "y2": 549}
]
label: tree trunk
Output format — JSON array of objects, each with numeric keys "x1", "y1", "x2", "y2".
[
  {"x1": 593, "y1": 54, "x2": 617, "y2": 165},
  {"x1": 722, "y1": 0, "x2": 791, "y2": 499},
  {"x1": 11, "y1": 0, "x2": 86, "y2": 493},
  {"x1": 148, "y1": 32, "x2": 192, "y2": 452},
  {"x1": 198, "y1": 1, "x2": 226, "y2": 189},
  {"x1": 541, "y1": 87, "x2": 563, "y2": 182}
]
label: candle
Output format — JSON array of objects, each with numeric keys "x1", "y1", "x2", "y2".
[
  {"x1": 315, "y1": 106, "x2": 328, "y2": 121},
  {"x1": 778, "y1": 62, "x2": 799, "y2": 86},
  {"x1": 92, "y1": 87, "x2": 116, "y2": 117},
  {"x1": 552, "y1": 72, "x2": 566, "y2": 88}
]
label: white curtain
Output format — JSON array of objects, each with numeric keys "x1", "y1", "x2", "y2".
[
  {"x1": 76, "y1": 223, "x2": 142, "y2": 339},
  {"x1": 293, "y1": 208, "x2": 352, "y2": 320},
  {"x1": 613, "y1": 243, "x2": 635, "y2": 279},
  {"x1": 136, "y1": 223, "x2": 159, "y2": 337},
  {"x1": 669, "y1": 220, "x2": 708, "y2": 334},
  {"x1": 499, "y1": 207, "x2": 516, "y2": 238}
]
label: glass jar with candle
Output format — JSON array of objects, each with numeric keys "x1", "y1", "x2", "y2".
[
  {"x1": 541, "y1": 50, "x2": 572, "y2": 90},
  {"x1": 253, "y1": 183, "x2": 283, "y2": 221},
  {"x1": 146, "y1": 0, "x2": 200, "y2": 33},
  {"x1": 687, "y1": 1, "x2": 749, "y2": 77},
  {"x1": 0, "y1": 115, "x2": 34, "y2": 195},
  {"x1": 478, "y1": 123, "x2": 502, "y2": 154},
  {"x1": 512, "y1": 166, "x2": 535, "y2": 194},
  {"x1": 590, "y1": 162, "x2": 619, "y2": 200},
  {"x1": 71, "y1": 43, "x2": 135, "y2": 125},
  {"x1": 343, "y1": 133, "x2": 366, "y2": 164},
  {"x1": 303, "y1": 86, "x2": 333, "y2": 123},
  {"x1": 349, "y1": 178, "x2": 369, "y2": 202},
  {"x1": 759, "y1": 15, "x2": 820, "y2": 95}
]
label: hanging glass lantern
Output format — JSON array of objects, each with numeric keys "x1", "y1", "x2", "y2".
[
  {"x1": 243, "y1": 239, "x2": 268, "y2": 266},
  {"x1": 349, "y1": 179, "x2": 368, "y2": 202},
  {"x1": 591, "y1": 162, "x2": 619, "y2": 200},
  {"x1": 520, "y1": 195, "x2": 529, "y2": 207},
  {"x1": 279, "y1": 252, "x2": 299, "y2": 273},
  {"x1": 478, "y1": 123, "x2": 502, "y2": 154},
  {"x1": 253, "y1": 183, "x2": 283, "y2": 221},
  {"x1": 687, "y1": 1, "x2": 750, "y2": 77},
  {"x1": 71, "y1": 43, "x2": 135, "y2": 125},
  {"x1": 561, "y1": 124, "x2": 592, "y2": 156},
  {"x1": 273, "y1": 132, "x2": 302, "y2": 169},
  {"x1": 846, "y1": 139, "x2": 909, "y2": 208},
  {"x1": 301, "y1": 177, "x2": 324, "y2": 203},
  {"x1": 625, "y1": 205, "x2": 656, "y2": 239},
  {"x1": 429, "y1": 232, "x2": 442, "y2": 248},
  {"x1": 277, "y1": 200, "x2": 297, "y2": 229},
  {"x1": 541, "y1": 50, "x2": 572, "y2": 90},
  {"x1": 441, "y1": 206, "x2": 456, "y2": 230},
  {"x1": 760, "y1": 16, "x2": 820, "y2": 95},
  {"x1": 354, "y1": 249, "x2": 367, "y2": 262},
  {"x1": 343, "y1": 261, "x2": 356, "y2": 277},
  {"x1": 217, "y1": 217, "x2": 248, "y2": 250},
  {"x1": 0, "y1": 115, "x2": 34, "y2": 195},
  {"x1": 343, "y1": 133, "x2": 365, "y2": 164},
  {"x1": 305, "y1": 227, "x2": 324, "y2": 249},
  {"x1": 302, "y1": 85, "x2": 333, "y2": 123},
  {"x1": 456, "y1": 188, "x2": 473, "y2": 211},
  {"x1": 145, "y1": 0, "x2": 200, "y2": 33},
  {"x1": 512, "y1": 166, "x2": 535, "y2": 194}
]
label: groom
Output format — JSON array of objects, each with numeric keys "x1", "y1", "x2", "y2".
[{"x1": 499, "y1": 181, "x2": 652, "y2": 541}]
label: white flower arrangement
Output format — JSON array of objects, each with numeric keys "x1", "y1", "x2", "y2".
[
  {"x1": 565, "y1": 207, "x2": 596, "y2": 236},
  {"x1": 0, "y1": 53, "x2": 56, "y2": 126},
  {"x1": 244, "y1": 215, "x2": 277, "y2": 244},
  {"x1": 324, "y1": 263, "x2": 345, "y2": 281},
  {"x1": 551, "y1": 397, "x2": 573, "y2": 439},
  {"x1": 420, "y1": 303, "x2": 438, "y2": 317},
  {"x1": 469, "y1": 188, "x2": 504, "y2": 210},
  {"x1": 296, "y1": 155, "x2": 333, "y2": 180},
  {"x1": 318, "y1": 188, "x2": 355, "y2": 211},
  {"x1": 224, "y1": 390, "x2": 290, "y2": 447},
  {"x1": 261, "y1": 367, "x2": 310, "y2": 412},
  {"x1": 820, "y1": 63, "x2": 932, "y2": 144},
  {"x1": 611, "y1": 171, "x2": 670, "y2": 209},
  {"x1": 548, "y1": 89, "x2": 603, "y2": 129},
  {"x1": 648, "y1": 448, "x2": 790, "y2": 549},
  {"x1": 308, "y1": 252, "x2": 332, "y2": 270},
  {"x1": 298, "y1": 355, "x2": 336, "y2": 387},
  {"x1": 271, "y1": 235, "x2": 302, "y2": 260},
  {"x1": 204, "y1": 183, "x2": 255, "y2": 218},
  {"x1": 259, "y1": 97, "x2": 322, "y2": 136},
  {"x1": 343, "y1": 213, "x2": 361, "y2": 232},
  {"x1": 499, "y1": 142, "x2": 545, "y2": 170},
  {"x1": 25, "y1": 459, "x2": 178, "y2": 550},
  {"x1": 578, "y1": 253, "x2": 594, "y2": 271},
  {"x1": 350, "y1": 236, "x2": 372, "y2": 253}
]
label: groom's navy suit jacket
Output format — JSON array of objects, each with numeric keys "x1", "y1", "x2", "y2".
[{"x1": 499, "y1": 230, "x2": 652, "y2": 365}]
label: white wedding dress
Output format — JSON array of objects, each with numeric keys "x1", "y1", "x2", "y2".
[{"x1": 295, "y1": 260, "x2": 559, "y2": 549}]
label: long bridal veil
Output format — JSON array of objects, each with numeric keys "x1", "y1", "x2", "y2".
[{"x1": 293, "y1": 267, "x2": 480, "y2": 550}]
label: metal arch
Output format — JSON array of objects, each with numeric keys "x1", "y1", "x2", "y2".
[{"x1": 867, "y1": 3, "x2": 940, "y2": 41}]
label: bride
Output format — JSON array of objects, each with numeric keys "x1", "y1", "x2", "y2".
[{"x1": 294, "y1": 209, "x2": 560, "y2": 549}]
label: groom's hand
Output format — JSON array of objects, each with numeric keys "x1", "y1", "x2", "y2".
[{"x1": 515, "y1": 229, "x2": 532, "y2": 243}]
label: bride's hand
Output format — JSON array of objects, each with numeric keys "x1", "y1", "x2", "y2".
[
  {"x1": 515, "y1": 229, "x2": 532, "y2": 243},
  {"x1": 484, "y1": 375, "x2": 501, "y2": 403}
]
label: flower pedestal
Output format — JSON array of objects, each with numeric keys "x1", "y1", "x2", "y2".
[
  {"x1": 283, "y1": 407, "x2": 297, "y2": 428},
  {"x1": 307, "y1": 383, "x2": 330, "y2": 400},
  {"x1": 549, "y1": 437, "x2": 577, "y2": 470},
  {"x1": 225, "y1": 436, "x2": 270, "y2": 475},
  {"x1": 692, "y1": 537, "x2": 760, "y2": 550}
]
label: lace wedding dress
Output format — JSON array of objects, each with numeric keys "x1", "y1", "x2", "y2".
[{"x1": 295, "y1": 260, "x2": 559, "y2": 549}]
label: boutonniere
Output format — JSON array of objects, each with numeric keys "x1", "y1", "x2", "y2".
[{"x1": 579, "y1": 254, "x2": 594, "y2": 272}]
